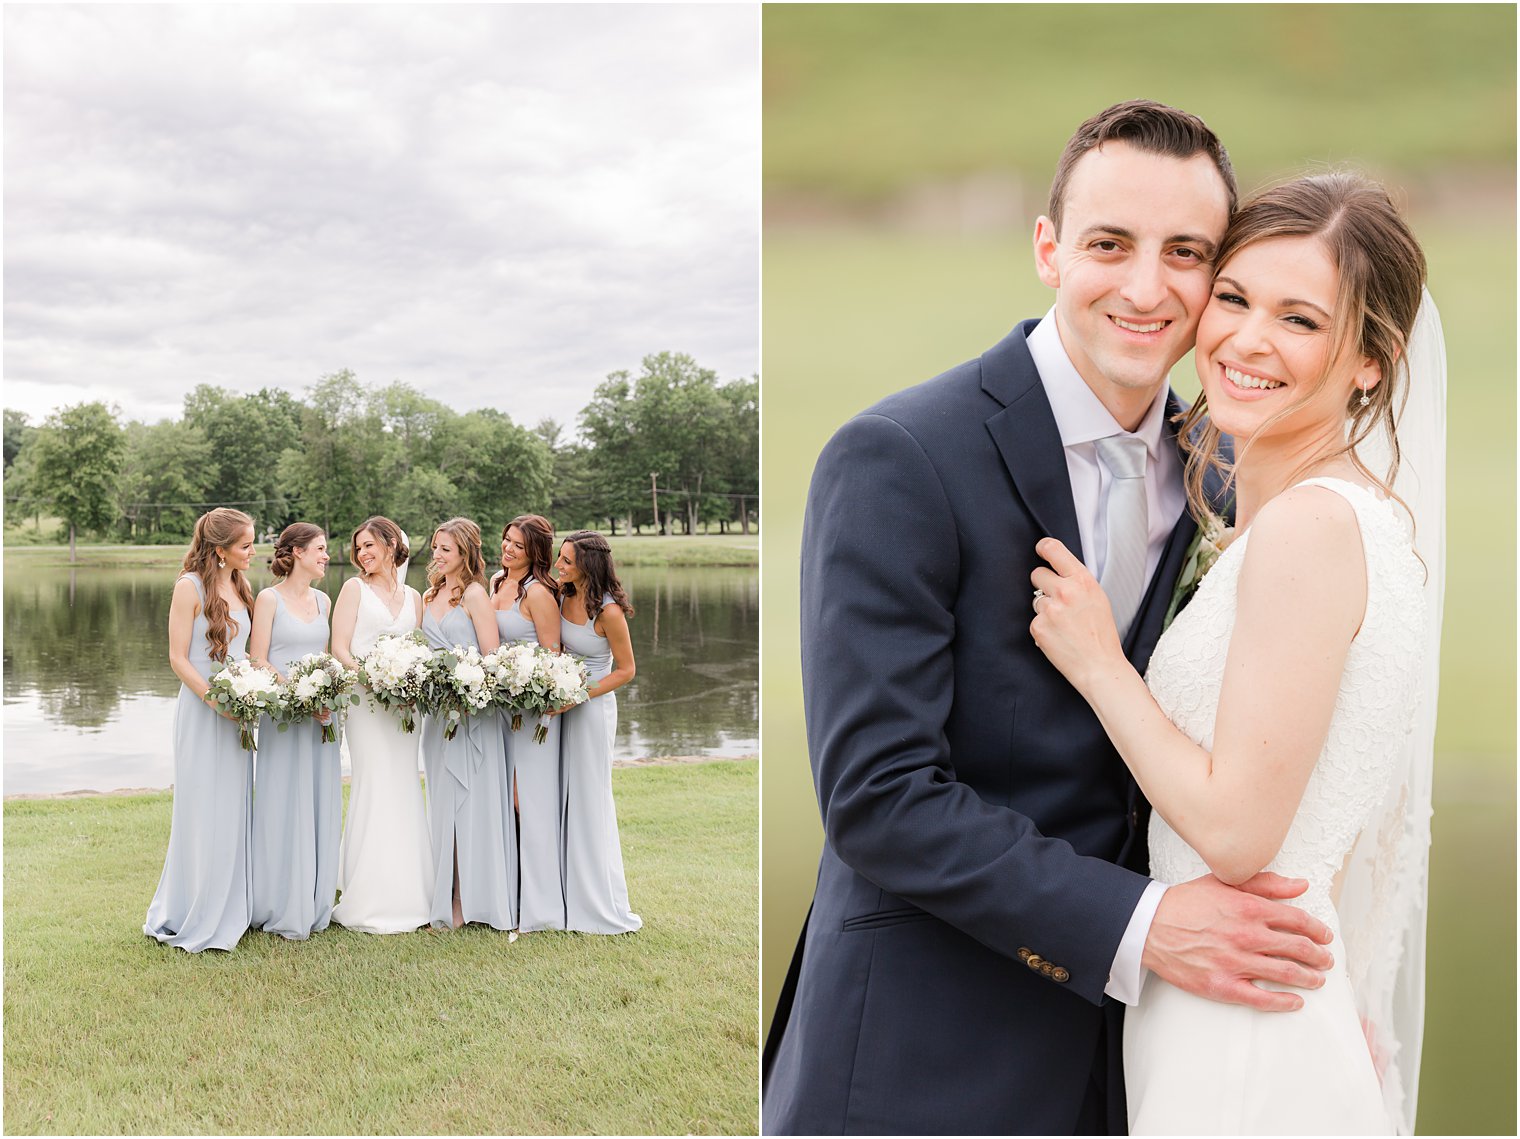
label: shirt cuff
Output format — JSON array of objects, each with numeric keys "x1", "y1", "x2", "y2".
[{"x1": 1105, "y1": 880, "x2": 1168, "y2": 1005}]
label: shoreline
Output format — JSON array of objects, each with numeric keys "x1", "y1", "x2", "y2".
[{"x1": 3, "y1": 753, "x2": 757, "y2": 802}]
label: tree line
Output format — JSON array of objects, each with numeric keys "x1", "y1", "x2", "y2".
[{"x1": 3, "y1": 352, "x2": 758, "y2": 560}]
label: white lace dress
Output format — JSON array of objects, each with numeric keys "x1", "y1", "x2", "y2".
[{"x1": 1126, "y1": 478, "x2": 1427, "y2": 1135}]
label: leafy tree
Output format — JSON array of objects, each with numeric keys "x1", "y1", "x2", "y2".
[
  {"x1": 28, "y1": 401, "x2": 126, "y2": 561},
  {"x1": 115, "y1": 419, "x2": 213, "y2": 539},
  {"x1": 4, "y1": 409, "x2": 33, "y2": 471}
]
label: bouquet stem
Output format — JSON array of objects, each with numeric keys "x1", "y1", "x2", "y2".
[
  {"x1": 533, "y1": 720, "x2": 549, "y2": 745},
  {"x1": 239, "y1": 725, "x2": 257, "y2": 753},
  {"x1": 510, "y1": 712, "x2": 523, "y2": 732},
  {"x1": 321, "y1": 722, "x2": 338, "y2": 745}
]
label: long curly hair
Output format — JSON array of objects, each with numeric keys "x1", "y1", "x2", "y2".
[
  {"x1": 493, "y1": 514, "x2": 559, "y2": 606},
  {"x1": 558, "y1": 529, "x2": 634, "y2": 625},
  {"x1": 1175, "y1": 172, "x2": 1426, "y2": 525},
  {"x1": 424, "y1": 517, "x2": 486, "y2": 609},
  {"x1": 181, "y1": 508, "x2": 256, "y2": 662}
]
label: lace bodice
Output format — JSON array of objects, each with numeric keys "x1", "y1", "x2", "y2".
[{"x1": 1143, "y1": 478, "x2": 1427, "y2": 926}]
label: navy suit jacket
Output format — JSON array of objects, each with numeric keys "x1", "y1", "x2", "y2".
[{"x1": 762, "y1": 321, "x2": 1200, "y2": 1135}]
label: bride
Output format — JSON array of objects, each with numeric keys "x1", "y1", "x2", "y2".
[
  {"x1": 329, "y1": 515, "x2": 434, "y2": 933},
  {"x1": 1030, "y1": 173, "x2": 1443, "y2": 1134}
]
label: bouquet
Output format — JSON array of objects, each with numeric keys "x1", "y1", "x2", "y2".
[
  {"x1": 425, "y1": 644, "x2": 498, "y2": 741},
  {"x1": 206, "y1": 658, "x2": 284, "y2": 752},
  {"x1": 275, "y1": 652, "x2": 359, "y2": 744},
  {"x1": 357, "y1": 632, "x2": 433, "y2": 733},
  {"x1": 505, "y1": 646, "x2": 592, "y2": 744},
  {"x1": 487, "y1": 643, "x2": 541, "y2": 731}
]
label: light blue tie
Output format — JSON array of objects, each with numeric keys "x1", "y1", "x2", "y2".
[{"x1": 1094, "y1": 434, "x2": 1149, "y2": 638}]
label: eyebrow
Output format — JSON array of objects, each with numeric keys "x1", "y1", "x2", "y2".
[
  {"x1": 1077, "y1": 224, "x2": 1219, "y2": 258},
  {"x1": 1215, "y1": 275, "x2": 1333, "y2": 321}
]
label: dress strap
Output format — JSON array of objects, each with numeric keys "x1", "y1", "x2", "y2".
[{"x1": 178, "y1": 573, "x2": 206, "y2": 602}]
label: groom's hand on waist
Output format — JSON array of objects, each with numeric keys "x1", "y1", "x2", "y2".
[{"x1": 1140, "y1": 872, "x2": 1335, "y2": 1012}]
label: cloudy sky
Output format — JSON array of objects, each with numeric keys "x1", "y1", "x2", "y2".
[{"x1": 3, "y1": 3, "x2": 759, "y2": 435}]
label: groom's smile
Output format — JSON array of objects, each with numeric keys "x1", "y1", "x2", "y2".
[{"x1": 1033, "y1": 140, "x2": 1231, "y2": 430}]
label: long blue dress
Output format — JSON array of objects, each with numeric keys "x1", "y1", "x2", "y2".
[
  {"x1": 497, "y1": 579, "x2": 565, "y2": 932},
  {"x1": 250, "y1": 589, "x2": 342, "y2": 940},
  {"x1": 144, "y1": 574, "x2": 254, "y2": 952},
  {"x1": 559, "y1": 597, "x2": 641, "y2": 934},
  {"x1": 420, "y1": 602, "x2": 516, "y2": 930}
]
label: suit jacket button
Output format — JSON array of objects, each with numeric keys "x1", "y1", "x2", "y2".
[
  {"x1": 1026, "y1": 954, "x2": 1044, "y2": 970},
  {"x1": 1040, "y1": 962, "x2": 1054, "y2": 976},
  {"x1": 1017, "y1": 947, "x2": 1033, "y2": 962},
  {"x1": 1129, "y1": 808, "x2": 1141, "y2": 828},
  {"x1": 1053, "y1": 967, "x2": 1070, "y2": 983}
]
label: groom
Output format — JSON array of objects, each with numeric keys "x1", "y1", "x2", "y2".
[{"x1": 762, "y1": 100, "x2": 1337, "y2": 1135}]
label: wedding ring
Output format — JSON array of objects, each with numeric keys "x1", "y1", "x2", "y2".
[{"x1": 1032, "y1": 588, "x2": 1046, "y2": 611}]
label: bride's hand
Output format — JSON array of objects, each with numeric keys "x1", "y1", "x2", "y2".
[{"x1": 1029, "y1": 537, "x2": 1124, "y2": 693}]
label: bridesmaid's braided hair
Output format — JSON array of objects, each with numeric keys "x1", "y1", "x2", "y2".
[
  {"x1": 181, "y1": 508, "x2": 256, "y2": 662},
  {"x1": 559, "y1": 530, "x2": 634, "y2": 626}
]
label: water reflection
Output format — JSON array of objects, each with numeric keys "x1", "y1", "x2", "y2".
[{"x1": 3, "y1": 559, "x2": 756, "y2": 794}]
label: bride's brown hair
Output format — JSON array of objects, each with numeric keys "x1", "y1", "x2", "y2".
[
  {"x1": 1175, "y1": 172, "x2": 1426, "y2": 524},
  {"x1": 181, "y1": 508, "x2": 256, "y2": 662}
]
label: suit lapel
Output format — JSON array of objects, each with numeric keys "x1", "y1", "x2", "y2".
[{"x1": 980, "y1": 322, "x2": 1084, "y2": 562}]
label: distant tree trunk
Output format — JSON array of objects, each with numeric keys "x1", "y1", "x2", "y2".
[
  {"x1": 68, "y1": 521, "x2": 77, "y2": 564},
  {"x1": 740, "y1": 495, "x2": 750, "y2": 536}
]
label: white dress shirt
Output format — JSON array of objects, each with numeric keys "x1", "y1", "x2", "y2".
[{"x1": 1026, "y1": 308, "x2": 1185, "y2": 1005}]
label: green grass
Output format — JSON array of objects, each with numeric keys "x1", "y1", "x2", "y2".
[
  {"x1": 1, "y1": 533, "x2": 759, "y2": 571},
  {"x1": 4, "y1": 761, "x2": 758, "y2": 1135},
  {"x1": 758, "y1": 217, "x2": 1515, "y2": 1135}
]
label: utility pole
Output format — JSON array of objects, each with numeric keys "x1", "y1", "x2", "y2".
[{"x1": 650, "y1": 472, "x2": 660, "y2": 536}]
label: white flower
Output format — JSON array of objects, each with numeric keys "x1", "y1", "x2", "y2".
[
  {"x1": 454, "y1": 661, "x2": 486, "y2": 689},
  {"x1": 294, "y1": 675, "x2": 322, "y2": 701}
]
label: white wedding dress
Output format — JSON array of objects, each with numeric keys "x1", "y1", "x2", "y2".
[
  {"x1": 330, "y1": 579, "x2": 435, "y2": 933},
  {"x1": 1126, "y1": 478, "x2": 1427, "y2": 1135}
]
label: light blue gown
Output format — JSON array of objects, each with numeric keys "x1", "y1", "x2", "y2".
[
  {"x1": 420, "y1": 602, "x2": 516, "y2": 930},
  {"x1": 250, "y1": 589, "x2": 342, "y2": 940},
  {"x1": 144, "y1": 574, "x2": 254, "y2": 952},
  {"x1": 497, "y1": 579, "x2": 565, "y2": 932},
  {"x1": 559, "y1": 596, "x2": 641, "y2": 934}
]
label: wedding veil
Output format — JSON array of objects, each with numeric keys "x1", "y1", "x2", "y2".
[{"x1": 1338, "y1": 287, "x2": 1446, "y2": 1135}]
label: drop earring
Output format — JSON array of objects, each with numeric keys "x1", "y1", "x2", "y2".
[
  {"x1": 1359, "y1": 386, "x2": 1371, "y2": 408},
  {"x1": 218, "y1": 556, "x2": 226, "y2": 568}
]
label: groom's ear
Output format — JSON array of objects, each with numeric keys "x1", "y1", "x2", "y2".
[{"x1": 1033, "y1": 216, "x2": 1062, "y2": 289}]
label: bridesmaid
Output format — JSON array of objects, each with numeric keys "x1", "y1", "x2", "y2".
[
  {"x1": 420, "y1": 517, "x2": 515, "y2": 930},
  {"x1": 247, "y1": 523, "x2": 342, "y2": 940},
  {"x1": 555, "y1": 530, "x2": 642, "y2": 934},
  {"x1": 144, "y1": 508, "x2": 258, "y2": 952},
  {"x1": 330, "y1": 516, "x2": 432, "y2": 933},
  {"x1": 491, "y1": 514, "x2": 565, "y2": 932}
]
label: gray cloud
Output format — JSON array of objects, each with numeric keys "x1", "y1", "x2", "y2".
[{"x1": 3, "y1": 3, "x2": 759, "y2": 432}]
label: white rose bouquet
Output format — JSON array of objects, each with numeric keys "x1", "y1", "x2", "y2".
[
  {"x1": 357, "y1": 631, "x2": 434, "y2": 733},
  {"x1": 425, "y1": 644, "x2": 497, "y2": 741},
  {"x1": 206, "y1": 658, "x2": 284, "y2": 752},
  {"x1": 275, "y1": 652, "x2": 359, "y2": 744},
  {"x1": 486, "y1": 643, "x2": 542, "y2": 731},
  {"x1": 509, "y1": 647, "x2": 592, "y2": 744}
]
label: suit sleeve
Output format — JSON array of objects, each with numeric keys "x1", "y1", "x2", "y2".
[{"x1": 801, "y1": 413, "x2": 1150, "y2": 1006}]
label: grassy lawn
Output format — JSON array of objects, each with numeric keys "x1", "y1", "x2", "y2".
[
  {"x1": 1, "y1": 532, "x2": 758, "y2": 570},
  {"x1": 4, "y1": 761, "x2": 758, "y2": 1135}
]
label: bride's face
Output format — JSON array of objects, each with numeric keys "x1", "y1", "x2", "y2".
[
  {"x1": 354, "y1": 529, "x2": 393, "y2": 577},
  {"x1": 1195, "y1": 235, "x2": 1380, "y2": 445}
]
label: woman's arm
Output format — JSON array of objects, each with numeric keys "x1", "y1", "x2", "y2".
[
  {"x1": 168, "y1": 577, "x2": 233, "y2": 720},
  {"x1": 463, "y1": 582, "x2": 500, "y2": 654},
  {"x1": 248, "y1": 590, "x2": 281, "y2": 680},
  {"x1": 523, "y1": 583, "x2": 562, "y2": 652},
  {"x1": 331, "y1": 578, "x2": 361, "y2": 670},
  {"x1": 590, "y1": 603, "x2": 636, "y2": 699},
  {"x1": 1031, "y1": 485, "x2": 1365, "y2": 885}
]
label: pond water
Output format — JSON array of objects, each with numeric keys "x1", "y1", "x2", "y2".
[{"x1": 2, "y1": 560, "x2": 756, "y2": 795}]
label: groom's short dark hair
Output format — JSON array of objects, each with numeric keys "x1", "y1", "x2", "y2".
[{"x1": 1047, "y1": 99, "x2": 1237, "y2": 234}]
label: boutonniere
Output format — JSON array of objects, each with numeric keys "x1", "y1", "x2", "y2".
[{"x1": 1162, "y1": 510, "x2": 1234, "y2": 630}]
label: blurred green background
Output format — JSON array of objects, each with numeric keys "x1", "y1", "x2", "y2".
[{"x1": 761, "y1": 5, "x2": 1515, "y2": 1135}]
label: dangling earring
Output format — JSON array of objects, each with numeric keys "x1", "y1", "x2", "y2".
[
  {"x1": 1359, "y1": 385, "x2": 1371, "y2": 408},
  {"x1": 218, "y1": 556, "x2": 226, "y2": 568}
]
